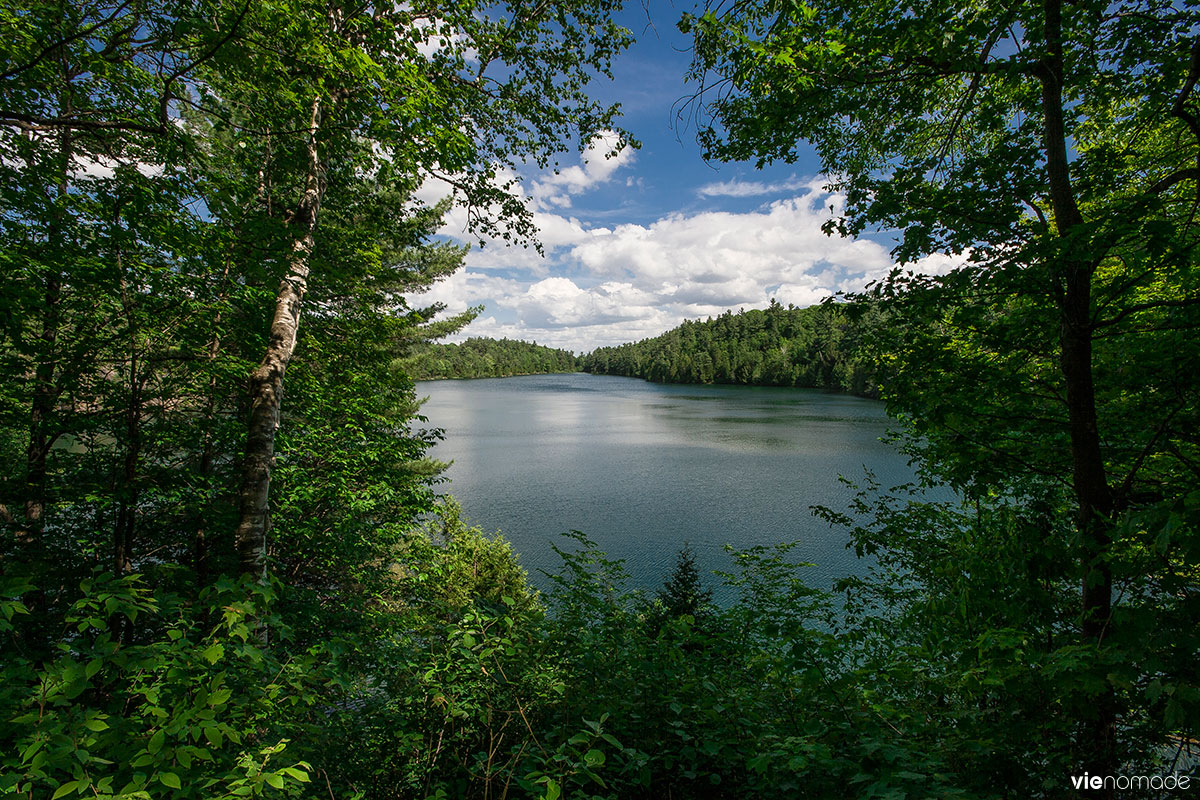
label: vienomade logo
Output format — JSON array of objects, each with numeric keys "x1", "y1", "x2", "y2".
[{"x1": 1070, "y1": 773, "x2": 1191, "y2": 792}]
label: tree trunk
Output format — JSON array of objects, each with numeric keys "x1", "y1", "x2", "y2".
[
  {"x1": 194, "y1": 329, "x2": 222, "y2": 584},
  {"x1": 22, "y1": 276, "x2": 60, "y2": 547},
  {"x1": 19, "y1": 121, "x2": 70, "y2": 548},
  {"x1": 114, "y1": 264, "x2": 142, "y2": 580},
  {"x1": 1038, "y1": 0, "x2": 1117, "y2": 791},
  {"x1": 234, "y1": 95, "x2": 323, "y2": 579}
]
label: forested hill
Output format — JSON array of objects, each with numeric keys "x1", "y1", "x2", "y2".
[
  {"x1": 404, "y1": 337, "x2": 580, "y2": 379},
  {"x1": 581, "y1": 300, "x2": 880, "y2": 397}
]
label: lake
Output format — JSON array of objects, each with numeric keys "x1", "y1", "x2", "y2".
[{"x1": 416, "y1": 373, "x2": 924, "y2": 598}]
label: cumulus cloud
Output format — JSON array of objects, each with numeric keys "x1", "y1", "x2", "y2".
[
  {"x1": 408, "y1": 268, "x2": 524, "y2": 317},
  {"x1": 498, "y1": 277, "x2": 658, "y2": 329},
  {"x1": 408, "y1": 14, "x2": 479, "y2": 62},
  {"x1": 459, "y1": 309, "x2": 685, "y2": 354},
  {"x1": 566, "y1": 192, "x2": 892, "y2": 308},
  {"x1": 529, "y1": 130, "x2": 635, "y2": 210},
  {"x1": 410, "y1": 168, "x2": 966, "y2": 353}
]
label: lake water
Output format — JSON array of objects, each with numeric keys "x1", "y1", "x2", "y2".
[{"x1": 416, "y1": 373, "x2": 924, "y2": 597}]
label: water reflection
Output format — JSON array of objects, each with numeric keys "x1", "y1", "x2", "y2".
[{"x1": 417, "y1": 373, "x2": 922, "y2": 598}]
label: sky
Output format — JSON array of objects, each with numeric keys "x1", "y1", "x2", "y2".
[{"x1": 410, "y1": 2, "x2": 955, "y2": 354}]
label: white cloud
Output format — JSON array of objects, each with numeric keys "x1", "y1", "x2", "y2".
[
  {"x1": 529, "y1": 130, "x2": 635, "y2": 210},
  {"x1": 70, "y1": 155, "x2": 165, "y2": 181},
  {"x1": 406, "y1": 13, "x2": 479, "y2": 62},
  {"x1": 411, "y1": 174, "x2": 964, "y2": 353},
  {"x1": 696, "y1": 175, "x2": 822, "y2": 198},
  {"x1": 408, "y1": 269, "x2": 523, "y2": 317},
  {"x1": 567, "y1": 192, "x2": 892, "y2": 306},
  {"x1": 459, "y1": 309, "x2": 684, "y2": 354},
  {"x1": 412, "y1": 165, "x2": 525, "y2": 247},
  {"x1": 498, "y1": 277, "x2": 658, "y2": 329}
]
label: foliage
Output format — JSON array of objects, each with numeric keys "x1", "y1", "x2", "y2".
[
  {"x1": 531, "y1": 532, "x2": 979, "y2": 799},
  {"x1": 396, "y1": 497, "x2": 540, "y2": 618},
  {"x1": 683, "y1": 0, "x2": 1200, "y2": 785},
  {"x1": 581, "y1": 300, "x2": 880, "y2": 396},
  {"x1": 313, "y1": 503, "x2": 617, "y2": 800},
  {"x1": 403, "y1": 338, "x2": 580, "y2": 381},
  {"x1": 0, "y1": 572, "x2": 320, "y2": 799},
  {"x1": 1, "y1": 0, "x2": 634, "y2": 798},
  {"x1": 648, "y1": 544, "x2": 714, "y2": 630},
  {"x1": 5, "y1": 1, "x2": 1199, "y2": 798}
]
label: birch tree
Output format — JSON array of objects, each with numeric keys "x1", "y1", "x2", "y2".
[{"x1": 186, "y1": 0, "x2": 631, "y2": 578}]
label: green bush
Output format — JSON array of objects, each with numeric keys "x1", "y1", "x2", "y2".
[{"x1": 0, "y1": 573, "x2": 321, "y2": 799}]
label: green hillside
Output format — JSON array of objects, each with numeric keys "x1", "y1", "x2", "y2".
[
  {"x1": 582, "y1": 300, "x2": 880, "y2": 397},
  {"x1": 404, "y1": 336, "x2": 579, "y2": 379}
]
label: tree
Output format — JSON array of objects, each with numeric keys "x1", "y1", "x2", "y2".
[
  {"x1": 581, "y1": 304, "x2": 876, "y2": 394},
  {"x1": 0, "y1": 2, "x2": 636, "y2": 793},
  {"x1": 180, "y1": 0, "x2": 633, "y2": 578},
  {"x1": 657, "y1": 544, "x2": 714, "y2": 621},
  {"x1": 0, "y1": 0, "x2": 634, "y2": 579},
  {"x1": 683, "y1": 0, "x2": 1200, "y2": 790}
]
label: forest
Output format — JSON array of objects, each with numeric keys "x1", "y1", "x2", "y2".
[
  {"x1": 2, "y1": 1, "x2": 1198, "y2": 799},
  {"x1": 403, "y1": 338, "x2": 579, "y2": 380},
  {"x1": 408, "y1": 303, "x2": 875, "y2": 392},
  {"x1": 580, "y1": 300, "x2": 879, "y2": 396}
]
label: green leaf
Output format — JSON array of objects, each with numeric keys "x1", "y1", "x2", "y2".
[
  {"x1": 201, "y1": 643, "x2": 225, "y2": 664},
  {"x1": 203, "y1": 726, "x2": 224, "y2": 749},
  {"x1": 159, "y1": 772, "x2": 182, "y2": 790},
  {"x1": 282, "y1": 767, "x2": 310, "y2": 782},
  {"x1": 51, "y1": 781, "x2": 79, "y2": 799}
]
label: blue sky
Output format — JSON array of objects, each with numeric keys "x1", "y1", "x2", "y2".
[{"x1": 412, "y1": 2, "x2": 958, "y2": 353}]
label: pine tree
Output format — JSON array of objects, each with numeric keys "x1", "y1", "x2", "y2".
[{"x1": 656, "y1": 544, "x2": 713, "y2": 620}]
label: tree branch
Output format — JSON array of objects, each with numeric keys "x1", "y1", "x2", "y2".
[
  {"x1": 0, "y1": 111, "x2": 167, "y2": 136},
  {"x1": 1149, "y1": 167, "x2": 1200, "y2": 194},
  {"x1": 157, "y1": 0, "x2": 254, "y2": 129},
  {"x1": 1170, "y1": 36, "x2": 1200, "y2": 144},
  {"x1": 1093, "y1": 295, "x2": 1200, "y2": 329},
  {"x1": 0, "y1": 0, "x2": 134, "y2": 82}
]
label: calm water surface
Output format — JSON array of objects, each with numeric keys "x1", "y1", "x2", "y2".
[{"x1": 417, "y1": 373, "x2": 922, "y2": 595}]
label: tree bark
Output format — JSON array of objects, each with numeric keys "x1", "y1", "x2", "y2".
[
  {"x1": 114, "y1": 263, "x2": 142, "y2": 580},
  {"x1": 234, "y1": 95, "x2": 323, "y2": 579},
  {"x1": 19, "y1": 119, "x2": 70, "y2": 548},
  {"x1": 22, "y1": 276, "x2": 60, "y2": 547},
  {"x1": 1038, "y1": 0, "x2": 1117, "y2": 791}
]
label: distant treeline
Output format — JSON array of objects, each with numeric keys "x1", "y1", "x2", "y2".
[
  {"x1": 404, "y1": 336, "x2": 579, "y2": 379},
  {"x1": 580, "y1": 300, "x2": 880, "y2": 397}
]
